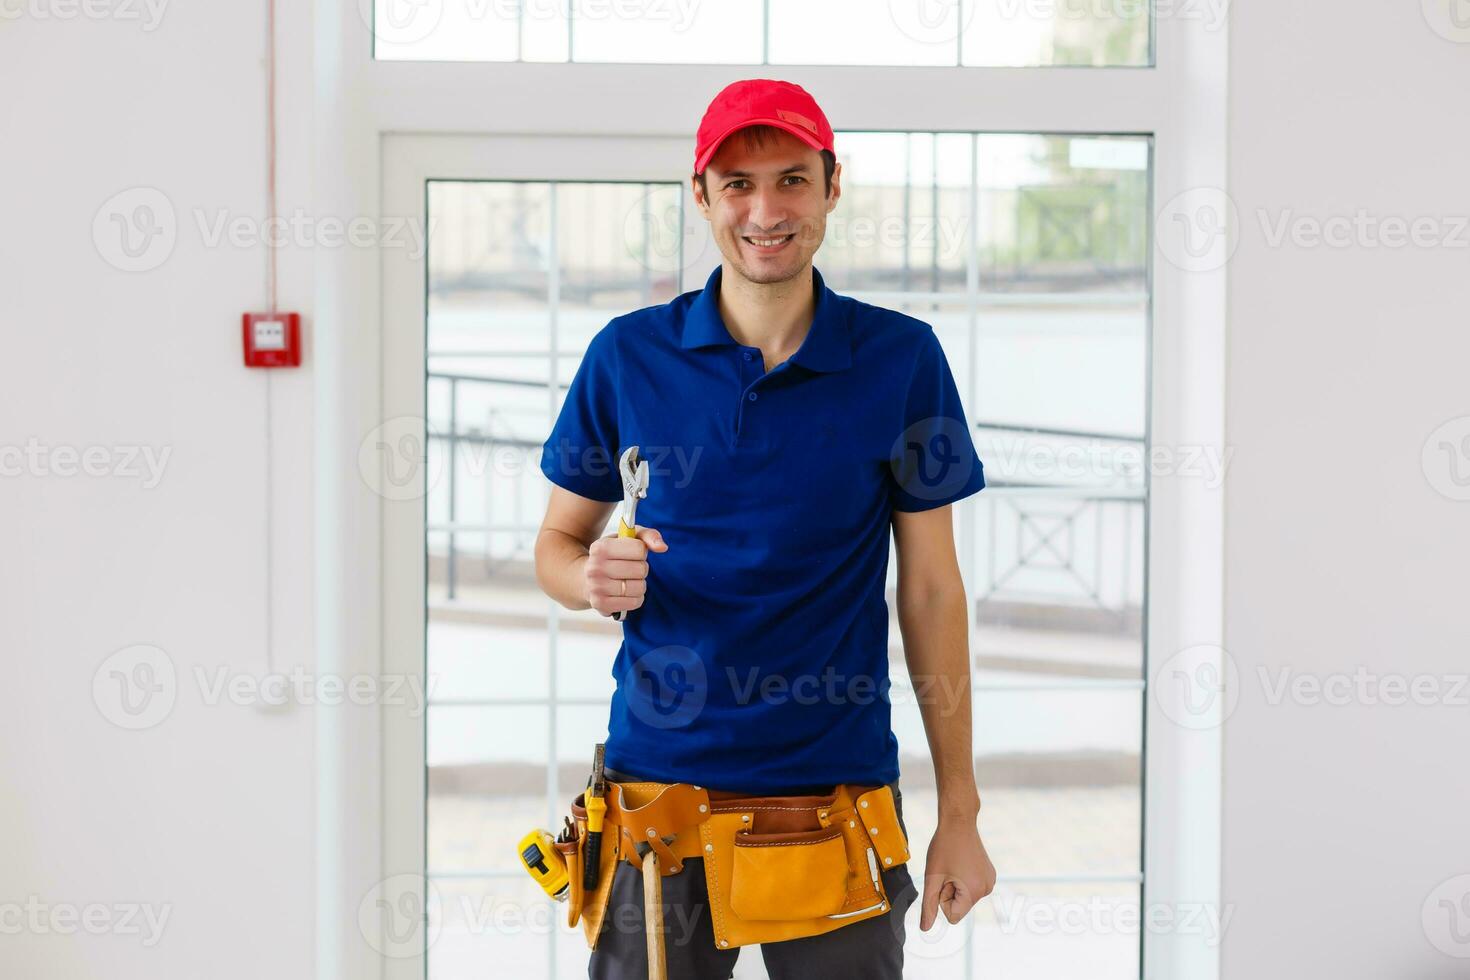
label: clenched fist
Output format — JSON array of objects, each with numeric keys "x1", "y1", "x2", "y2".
[{"x1": 583, "y1": 526, "x2": 668, "y2": 617}]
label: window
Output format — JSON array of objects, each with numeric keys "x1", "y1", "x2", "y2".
[
  {"x1": 372, "y1": 0, "x2": 1153, "y2": 66},
  {"x1": 416, "y1": 131, "x2": 1151, "y2": 978}
]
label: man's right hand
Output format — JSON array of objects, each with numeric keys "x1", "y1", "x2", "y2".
[{"x1": 582, "y1": 526, "x2": 668, "y2": 617}]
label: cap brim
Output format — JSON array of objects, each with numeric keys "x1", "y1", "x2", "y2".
[{"x1": 695, "y1": 117, "x2": 826, "y2": 175}]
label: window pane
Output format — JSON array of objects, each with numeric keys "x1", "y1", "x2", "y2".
[
  {"x1": 964, "y1": 884, "x2": 1144, "y2": 978},
  {"x1": 769, "y1": 0, "x2": 960, "y2": 66},
  {"x1": 822, "y1": 133, "x2": 975, "y2": 296},
  {"x1": 428, "y1": 704, "x2": 550, "y2": 875},
  {"x1": 892, "y1": 687, "x2": 1141, "y2": 876},
  {"x1": 571, "y1": 0, "x2": 763, "y2": 63},
  {"x1": 554, "y1": 182, "x2": 684, "y2": 314},
  {"x1": 373, "y1": 0, "x2": 521, "y2": 61},
  {"x1": 428, "y1": 182, "x2": 552, "y2": 344},
  {"x1": 964, "y1": 0, "x2": 1151, "y2": 66}
]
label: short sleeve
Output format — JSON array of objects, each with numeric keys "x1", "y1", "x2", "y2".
[
  {"x1": 539, "y1": 324, "x2": 623, "y2": 503},
  {"x1": 887, "y1": 328, "x2": 987, "y2": 512}
]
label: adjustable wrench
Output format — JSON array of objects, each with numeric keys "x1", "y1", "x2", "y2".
[{"x1": 613, "y1": 445, "x2": 649, "y2": 623}]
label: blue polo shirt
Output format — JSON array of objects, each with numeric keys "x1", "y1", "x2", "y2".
[{"x1": 540, "y1": 264, "x2": 985, "y2": 794}]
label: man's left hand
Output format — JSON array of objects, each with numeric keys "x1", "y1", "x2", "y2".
[{"x1": 918, "y1": 817, "x2": 997, "y2": 931}]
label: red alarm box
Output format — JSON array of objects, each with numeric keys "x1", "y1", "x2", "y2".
[{"x1": 242, "y1": 312, "x2": 302, "y2": 367}]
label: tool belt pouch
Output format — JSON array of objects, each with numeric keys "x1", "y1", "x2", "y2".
[
  {"x1": 570, "y1": 782, "x2": 910, "y2": 951},
  {"x1": 552, "y1": 835, "x2": 583, "y2": 929},
  {"x1": 703, "y1": 783, "x2": 911, "y2": 949},
  {"x1": 728, "y1": 826, "x2": 848, "y2": 919},
  {"x1": 568, "y1": 799, "x2": 620, "y2": 950}
]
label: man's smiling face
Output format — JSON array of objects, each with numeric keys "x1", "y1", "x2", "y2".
[{"x1": 693, "y1": 126, "x2": 841, "y2": 287}]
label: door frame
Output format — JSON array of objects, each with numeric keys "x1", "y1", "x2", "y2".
[{"x1": 315, "y1": 5, "x2": 1228, "y2": 977}]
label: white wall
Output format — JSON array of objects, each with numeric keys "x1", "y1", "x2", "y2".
[
  {"x1": 0, "y1": 2, "x2": 317, "y2": 978},
  {"x1": 1222, "y1": 4, "x2": 1470, "y2": 979}
]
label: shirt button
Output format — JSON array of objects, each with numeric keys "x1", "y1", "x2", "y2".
[
  {"x1": 747, "y1": 391, "x2": 758, "y2": 402},
  {"x1": 742, "y1": 351, "x2": 754, "y2": 361}
]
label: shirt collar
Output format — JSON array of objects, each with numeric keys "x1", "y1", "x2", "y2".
[{"x1": 681, "y1": 264, "x2": 852, "y2": 373}]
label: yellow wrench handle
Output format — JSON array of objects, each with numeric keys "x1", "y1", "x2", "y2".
[{"x1": 613, "y1": 516, "x2": 637, "y2": 621}]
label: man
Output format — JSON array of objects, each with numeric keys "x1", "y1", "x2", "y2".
[{"x1": 535, "y1": 78, "x2": 996, "y2": 979}]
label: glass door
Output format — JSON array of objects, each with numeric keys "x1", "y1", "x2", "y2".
[{"x1": 381, "y1": 131, "x2": 1153, "y2": 980}]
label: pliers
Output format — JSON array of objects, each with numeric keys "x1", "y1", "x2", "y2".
[{"x1": 613, "y1": 445, "x2": 649, "y2": 623}]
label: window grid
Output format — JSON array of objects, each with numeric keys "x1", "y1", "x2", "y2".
[{"x1": 424, "y1": 140, "x2": 1148, "y2": 977}]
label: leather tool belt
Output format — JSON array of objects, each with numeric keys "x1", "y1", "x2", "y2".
[{"x1": 555, "y1": 779, "x2": 911, "y2": 954}]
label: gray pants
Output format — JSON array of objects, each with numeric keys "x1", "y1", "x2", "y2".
[{"x1": 588, "y1": 769, "x2": 919, "y2": 979}]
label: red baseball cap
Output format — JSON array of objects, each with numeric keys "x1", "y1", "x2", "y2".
[{"x1": 694, "y1": 78, "x2": 835, "y2": 176}]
